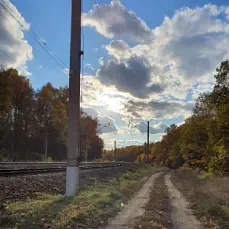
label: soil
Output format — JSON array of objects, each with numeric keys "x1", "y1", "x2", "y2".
[
  {"x1": 103, "y1": 173, "x2": 161, "y2": 229},
  {"x1": 104, "y1": 172, "x2": 203, "y2": 229}
]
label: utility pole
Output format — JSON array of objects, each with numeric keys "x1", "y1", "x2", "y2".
[
  {"x1": 147, "y1": 121, "x2": 149, "y2": 158},
  {"x1": 66, "y1": 0, "x2": 82, "y2": 196},
  {"x1": 114, "y1": 140, "x2": 117, "y2": 162},
  {"x1": 144, "y1": 142, "x2": 147, "y2": 161}
]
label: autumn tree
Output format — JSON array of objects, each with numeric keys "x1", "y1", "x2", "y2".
[
  {"x1": 0, "y1": 67, "x2": 104, "y2": 161},
  {"x1": 152, "y1": 60, "x2": 229, "y2": 175}
]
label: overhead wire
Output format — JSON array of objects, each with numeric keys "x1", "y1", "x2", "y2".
[
  {"x1": 93, "y1": 0, "x2": 109, "y2": 44},
  {"x1": 0, "y1": 48, "x2": 30, "y2": 73},
  {"x1": 0, "y1": 0, "x2": 68, "y2": 71}
]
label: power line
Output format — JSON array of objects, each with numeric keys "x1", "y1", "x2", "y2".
[
  {"x1": 0, "y1": 0, "x2": 68, "y2": 71},
  {"x1": 2, "y1": 0, "x2": 68, "y2": 69},
  {"x1": 0, "y1": 48, "x2": 29, "y2": 73},
  {"x1": 94, "y1": 0, "x2": 107, "y2": 40}
]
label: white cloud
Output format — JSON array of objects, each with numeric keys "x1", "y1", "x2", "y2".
[
  {"x1": 81, "y1": 76, "x2": 104, "y2": 104},
  {"x1": 105, "y1": 40, "x2": 132, "y2": 60},
  {"x1": 83, "y1": 3, "x2": 229, "y2": 140},
  {"x1": 126, "y1": 99, "x2": 194, "y2": 119},
  {"x1": 0, "y1": 0, "x2": 33, "y2": 76},
  {"x1": 85, "y1": 63, "x2": 95, "y2": 71},
  {"x1": 94, "y1": 4, "x2": 229, "y2": 102},
  {"x1": 224, "y1": 7, "x2": 229, "y2": 21},
  {"x1": 82, "y1": 107, "x2": 118, "y2": 133},
  {"x1": 97, "y1": 55, "x2": 163, "y2": 98},
  {"x1": 191, "y1": 83, "x2": 215, "y2": 100},
  {"x1": 63, "y1": 68, "x2": 69, "y2": 75},
  {"x1": 135, "y1": 121, "x2": 168, "y2": 134},
  {"x1": 97, "y1": 116, "x2": 118, "y2": 133},
  {"x1": 82, "y1": 0, "x2": 152, "y2": 42}
]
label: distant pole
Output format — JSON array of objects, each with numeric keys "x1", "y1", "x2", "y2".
[
  {"x1": 147, "y1": 121, "x2": 149, "y2": 156},
  {"x1": 66, "y1": 0, "x2": 82, "y2": 196},
  {"x1": 144, "y1": 142, "x2": 147, "y2": 161},
  {"x1": 114, "y1": 140, "x2": 117, "y2": 161}
]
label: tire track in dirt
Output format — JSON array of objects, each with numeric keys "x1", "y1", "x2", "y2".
[
  {"x1": 165, "y1": 174, "x2": 202, "y2": 229},
  {"x1": 103, "y1": 172, "x2": 161, "y2": 229},
  {"x1": 134, "y1": 172, "x2": 173, "y2": 229}
]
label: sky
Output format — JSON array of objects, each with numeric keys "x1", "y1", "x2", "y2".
[{"x1": 1, "y1": 0, "x2": 229, "y2": 149}]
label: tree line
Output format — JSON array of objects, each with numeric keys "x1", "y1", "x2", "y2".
[
  {"x1": 152, "y1": 60, "x2": 229, "y2": 175},
  {"x1": 103, "y1": 145, "x2": 146, "y2": 162},
  {"x1": 0, "y1": 67, "x2": 104, "y2": 161},
  {"x1": 103, "y1": 143, "x2": 155, "y2": 162}
]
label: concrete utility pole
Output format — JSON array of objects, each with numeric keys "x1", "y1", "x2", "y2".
[{"x1": 66, "y1": 0, "x2": 82, "y2": 196}]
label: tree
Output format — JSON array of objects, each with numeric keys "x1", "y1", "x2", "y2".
[
  {"x1": 0, "y1": 68, "x2": 104, "y2": 161},
  {"x1": 151, "y1": 60, "x2": 229, "y2": 175}
]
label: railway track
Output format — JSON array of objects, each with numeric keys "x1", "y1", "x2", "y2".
[{"x1": 0, "y1": 162, "x2": 134, "y2": 176}]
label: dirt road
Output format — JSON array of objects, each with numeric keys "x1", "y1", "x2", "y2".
[
  {"x1": 104, "y1": 172, "x2": 203, "y2": 229},
  {"x1": 104, "y1": 173, "x2": 161, "y2": 229},
  {"x1": 165, "y1": 174, "x2": 202, "y2": 229}
]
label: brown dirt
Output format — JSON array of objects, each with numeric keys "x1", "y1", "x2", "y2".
[
  {"x1": 134, "y1": 173, "x2": 173, "y2": 229},
  {"x1": 103, "y1": 173, "x2": 161, "y2": 229},
  {"x1": 165, "y1": 174, "x2": 202, "y2": 229}
]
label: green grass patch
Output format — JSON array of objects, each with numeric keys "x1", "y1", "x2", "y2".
[
  {"x1": 171, "y1": 168, "x2": 229, "y2": 229},
  {"x1": 1, "y1": 165, "x2": 162, "y2": 229}
]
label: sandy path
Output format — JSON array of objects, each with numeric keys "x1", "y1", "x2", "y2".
[
  {"x1": 103, "y1": 172, "x2": 161, "y2": 229},
  {"x1": 165, "y1": 174, "x2": 202, "y2": 229}
]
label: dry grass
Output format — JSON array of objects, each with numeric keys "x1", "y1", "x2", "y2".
[
  {"x1": 171, "y1": 168, "x2": 229, "y2": 229},
  {"x1": 0, "y1": 165, "x2": 161, "y2": 229},
  {"x1": 134, "y1": 173, "x2": 173, "y2": 229}
]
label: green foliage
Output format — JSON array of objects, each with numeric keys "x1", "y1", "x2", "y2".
[
  {"x1": 153, "y1": 60, "x2": 229, "y2": 175},
  {"x1": 43, "y1": 156, "x2": 53, "y2": 162}
]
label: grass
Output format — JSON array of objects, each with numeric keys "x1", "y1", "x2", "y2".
[
  {"x1": 1, "y1": 165, "x2": 162, "y2": 229},
  {"x1": 171, "y1": 168, "x2": 229, "y2": 229}
]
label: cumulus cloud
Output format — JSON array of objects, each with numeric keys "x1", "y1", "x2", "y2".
[
  {"x1": 135, "y1": 121, "x2": 168, "y2": 134},
  {"x1": 82, "y1": 0, "x2": 152, "y2": 42},
  {"x1": 95, "y1": 4, "x2": 229, "y2": 101},
  {"x1": 105, "y1": 40, "x2": 131, "y2": 60},
  {"x1": 97, "y1": 56, "x2": 163, "y2": 98},
  {"x1": 190, "y1": 83, "x2": 215, "y2": 100},
  {"x1": 0, "y1": 0, "x2": 33, "y2": 76},
  {"x1": 97, "y1": 116, "x2": 118, "y2": 133},
  {"x1": 141, "y1": 4, "x2": 229, "y2": 88},
  {"x1": 126, "y1": 99, "x2": 194, "y2": 119},
  {"x1": 81, "y1": 76, "x2": 104, "y2": 104},
  {"x1": 82, "y1": 107, "x2": 118, "y2": 133},
  {"x1": 84, "y1": 3, "x2": 229, "y2": 129}
]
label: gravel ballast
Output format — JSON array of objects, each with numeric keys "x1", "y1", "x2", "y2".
[{"x1": 0, "y1": 165, "x2": 137, "y2": 203}]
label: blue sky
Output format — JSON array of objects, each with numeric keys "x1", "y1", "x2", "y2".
[{"x1": 1, "y1": 0, "x2": 229, "y2": 148}]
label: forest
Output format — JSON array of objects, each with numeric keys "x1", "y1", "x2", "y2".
[
  {"x1": 151, "y1": 60, "x2": 229, "y2": 175},
  {"x1": 104, "y1": 60, "x2": 229, "y2": 175},
  {"x1": 0, "y1": 67, "x2": 104, "y2": 161},
  {"x1": 1, "y1": 59, "x2": 229, "y2": 175}
]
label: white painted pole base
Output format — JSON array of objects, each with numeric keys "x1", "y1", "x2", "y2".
[{"x1": 65, "y1": 166, "x2": 79, "y2": 196}]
